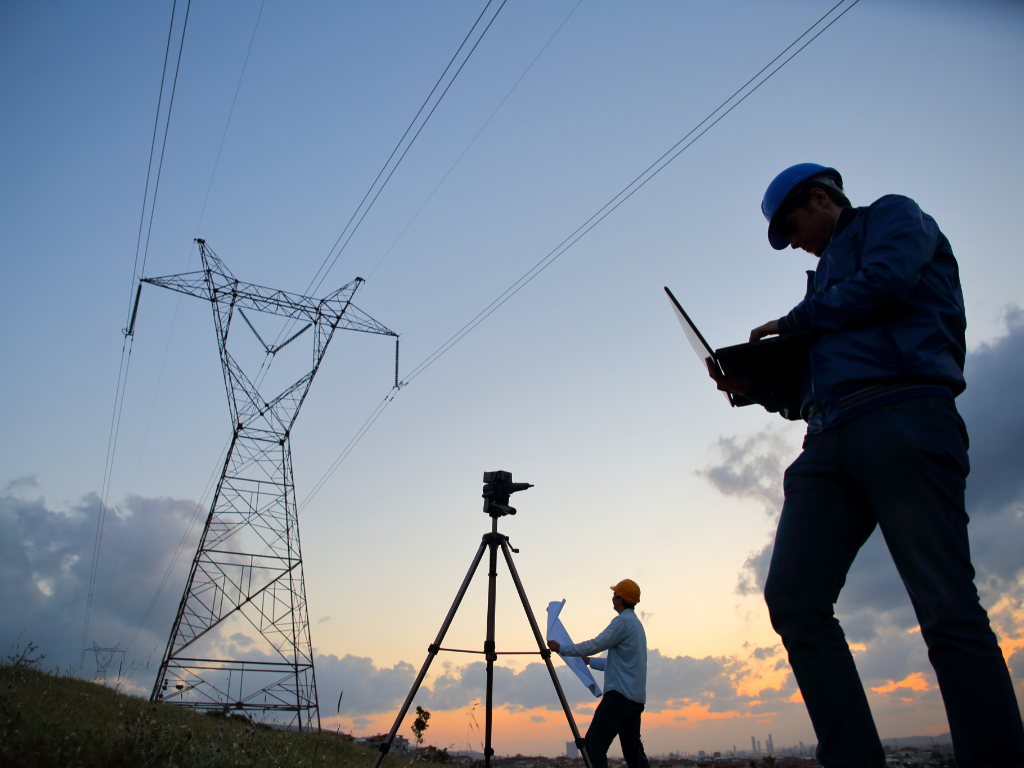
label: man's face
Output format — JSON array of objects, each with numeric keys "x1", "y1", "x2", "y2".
[
  {"x1": 780, "y1": 188, "x2": 841, "y2": 257},
  {"x1": 612, "y1": 593, "x2": 625, "y2": 613}
]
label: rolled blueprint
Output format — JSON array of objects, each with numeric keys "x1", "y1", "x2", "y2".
[{"x1": 546, "y1": 599, "x2": 602, "y2": 698}]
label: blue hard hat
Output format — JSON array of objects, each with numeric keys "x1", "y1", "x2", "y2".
[{"x1": 762, "y1": 163, "x2": 843, "y2": 250}]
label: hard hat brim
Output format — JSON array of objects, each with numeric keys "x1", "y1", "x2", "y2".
[{"x1": 767, "y1": 219, "x2": 791, "y2": 250}]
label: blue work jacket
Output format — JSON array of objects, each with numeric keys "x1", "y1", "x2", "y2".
[{"x1": 769, "y1": 195, "x2": 967, "y2": 432}]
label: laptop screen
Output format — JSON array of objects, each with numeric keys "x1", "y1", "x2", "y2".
[
  {"x1": 665, "y1": 286, "x2": 716, "y2": 366},
  {"x1": 665, "y1": 286, "x2": 731, "y2": 405}
]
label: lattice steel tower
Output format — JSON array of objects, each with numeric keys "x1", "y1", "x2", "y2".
[{"x1": 146, "y1": 240, "x2": 395, "y2": 729}]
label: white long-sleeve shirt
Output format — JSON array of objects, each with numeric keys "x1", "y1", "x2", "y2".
[{"x1": 557, "y1": 608, "x2": 647, "y2": 704}]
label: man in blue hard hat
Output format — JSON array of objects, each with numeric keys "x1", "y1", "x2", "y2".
[{"x1": 707, "y1": 164, "x2": 1024, "y2": 767}]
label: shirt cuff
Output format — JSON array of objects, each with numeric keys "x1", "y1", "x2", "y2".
[{"x1": 780, "y1": 306, "x2": 808, "y2": 333}]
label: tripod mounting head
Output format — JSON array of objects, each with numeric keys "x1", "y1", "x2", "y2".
[{"x1": 482, "y1": 470, "x2": 533, "y2": 518}]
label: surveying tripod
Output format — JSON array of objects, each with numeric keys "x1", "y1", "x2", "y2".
[{"x1": 369, "y1": 472, "x2": 594, "y2": 768}]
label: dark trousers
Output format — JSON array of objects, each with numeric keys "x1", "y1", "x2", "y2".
[
  {"x1": 764, "y1": 397, "x2": 1024, "y2": 768},
  {"x1": 584, "y1": 690, "x2": 650, "y2": 768}
]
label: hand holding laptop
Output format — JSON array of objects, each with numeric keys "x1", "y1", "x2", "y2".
[
  {"x1": 749, "y1": 319, "x2": 780, "y2": 342},
  {"x1": 705, "y1": 356, "x2": 752, "y2": 397},
  {"x1": 707, "y1": 318, "x2": 782, "y2": 395}
]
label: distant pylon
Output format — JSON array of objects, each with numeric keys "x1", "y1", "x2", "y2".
[
  {"x1": 145, "y1": 240, "x2": 396, "y2": 730},
  {"x1": 88, "y1": 643, "x2": 125, "y2": 680}
]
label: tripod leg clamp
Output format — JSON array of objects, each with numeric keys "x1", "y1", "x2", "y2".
[
  {"x1": 484, "y1": 748, "x2": 495, "y2": 757},
  {"x1": 378, "y1": 743, "x2": 391, "y2": 754},
  {"x1": 484, "y1": 640, "x2": 496, "y2": 662},
  {"x1": 428, "y1": 644, "x2": 440, "y2": 654},
  {"x1": 540, "y1": 649, "x2": 551, "y2": 660},
  {"x1": 575, "y1": 738, "x2": 586, "y2": 749}
]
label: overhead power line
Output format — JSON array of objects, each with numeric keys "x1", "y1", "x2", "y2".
[
  {"x1": 365, "y1": 0, "x2": 585, "y2": 282},
  {"x1": 298, "y1": 0, "x2": 584, "y2": 510},
  {"x1": 307, "y1": 0, "x2": 508, "y2": 297},
  {"x1": 256, "y1": 0, "x2": 507, "y2": 389},
  {"x1": 300, "y1": 0, "x2": 862, "y2": 503},
  {"x1": 120, "y1": 1, "x2": 503, "y2": 648},
  {"x1": 402, "y1": 0, "x2": 860, "y2": 383},
  {"x1": 82, "y1": 0, "x2": 193, "y2": 669}
]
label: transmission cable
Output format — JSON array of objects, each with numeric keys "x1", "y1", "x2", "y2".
[
  {"x1": 402, "y1": 0, "x2": 859, "y2": 383},
  {"x1": 309, "y1": 0, "x2": 508, "y2": 297},
  {"x1": 296, "y1": 1, "x2": 585, "y2": 512},
  {"x1": 102, "y1": 3, "x2": 270, "y2": 653},
  {"x1": 306, "y1": 0, "x2": 506, "y2": 297},
  {"x1": 300, "y1": 0, "x2": 861, "y2": 502},
  {"x1": 81, "y1": 0, "x2": 193, "y2": 668},
  {"x1": 253, "y1": 0, "x2": 507, "y2": 389},
  {"x1": 366, "y1": 0, "x2": 585, "y2": 282},
  {"x1": 125, "y1": 0, "x2": 268, "y2": 520}
]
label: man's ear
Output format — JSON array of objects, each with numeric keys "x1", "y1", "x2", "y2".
[{"x1": 809, "y1": 186, "x2": 832, "y2": 209}]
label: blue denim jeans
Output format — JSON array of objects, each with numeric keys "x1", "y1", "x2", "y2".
[{"x1": 764, "y1": 396, "x2": 1024, "y2": 768}]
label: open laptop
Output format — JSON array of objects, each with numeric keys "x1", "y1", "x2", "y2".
[
  {"x1": 664, "y1": 286, "x2": 816, "y2": 408},
  {"x1": 664, "y1": 286, "x2": 741, "y2": 406}
]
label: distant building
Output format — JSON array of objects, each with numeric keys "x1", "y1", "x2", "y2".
[
  {"x1": 751, "y1": 736, "x2": 756, "y2": 753},
  {"x1": 566, "y1": 742, "x2": 579, "y2": 759},
  {"x1": 767, "y1": 734, "x2": 774, "y2": 753},
  {"x1": 355, "y1": 734, "x2": 411, "y2": 753}
]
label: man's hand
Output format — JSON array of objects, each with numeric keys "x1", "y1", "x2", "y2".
[
  {"x1": 749, "y1": 319, "x2": 780, "y2": 342},
  {"x1": 706, "y1": 356, "x2": 751, "y2": 397},
  {"x1": 547, "y1": 640, "x2": 560, "y2": 653},
  {"x1": 581, "y1": 656, "x2": 590, "y2": 666}
]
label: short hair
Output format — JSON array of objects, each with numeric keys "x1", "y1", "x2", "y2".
[{"x1": 780, "y1": 179, "x2": 852, "y2": 218}]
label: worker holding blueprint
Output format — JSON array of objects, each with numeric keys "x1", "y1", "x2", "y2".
[{"x1": 547, "y1": 580, "x2": 650, "y2": 768}]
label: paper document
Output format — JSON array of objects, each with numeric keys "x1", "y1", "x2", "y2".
[{"x1": 546, "y1": 600, "x2": 602, "y2": 698}]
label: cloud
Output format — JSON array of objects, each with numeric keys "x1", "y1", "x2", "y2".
[
  {"x1": 696, "y1": 428, "x2": 801, "y2": 596},
  {"x1": 3, "y1": 481, "x2": 787, "y2": 726},
  {"x1": 696, "y1": 427, "x2": 798, "y2": 515},
  {"x1": 313, "y1": 653, "x2": 419, "y2": 716},
  {"x1": 705, "y1": 309, "x2": 1024, "y2": 692},
  {"x1": 309, "y1": 646, "x2": 798, "y2": 723},
  {"x1": 736, "y1": 539, "x2": 774, "y2": 597},
  {"x1": 960, "y1": 307, "x2": 1024, "y2": 519},
  {"x1": 427, "y1": 660, "x2": 594, "y2": 714},
  {"x1": 0, "y1": 481, "x2": 200, "y2": 682}
]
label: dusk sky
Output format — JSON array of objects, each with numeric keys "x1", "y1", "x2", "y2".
[{"x1": 2, "y1": 0, "x2": 1023, "y2": 757}]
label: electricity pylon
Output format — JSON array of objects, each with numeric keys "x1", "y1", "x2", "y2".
[{"x1": 145, "y1": 240, "x2": 395, "y2": 730}]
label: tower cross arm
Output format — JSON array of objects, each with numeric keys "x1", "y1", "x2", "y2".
[{"x1": 142, "y1": 273, "x2": 395, "y2": 336}]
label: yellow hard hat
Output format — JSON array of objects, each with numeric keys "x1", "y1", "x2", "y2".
[{"x1": 610, "y1": 579, "x2": 640, "y2": 605}]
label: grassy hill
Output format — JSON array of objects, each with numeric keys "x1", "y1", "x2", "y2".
[{"x1": 0, "y1": 662, "x2": 408, "y2": 768}]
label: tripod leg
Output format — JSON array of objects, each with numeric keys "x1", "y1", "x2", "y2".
[
  {"x1": 369, "y1": 540, "x2": 489, "y2": 768},
  {"x1": 484, "y1": 535, "x2": 499, "y2": 768},
  {"x1": 499, "y1": 540, "x2": 595, "y2": 768}
]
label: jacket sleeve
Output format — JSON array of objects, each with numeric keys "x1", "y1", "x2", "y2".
[
  {"x1": 783, "y1": 196, "x2": 939, "y2": 332},
  {"x1": 589, "y1": 656, "x2": 607, "y2": 671},
  {"x1": 559, "y1": 618, "x2": 625, "y2": 658},
  {"x1": 746, "y1": 381, "x2": 804, "y2": 421}
]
